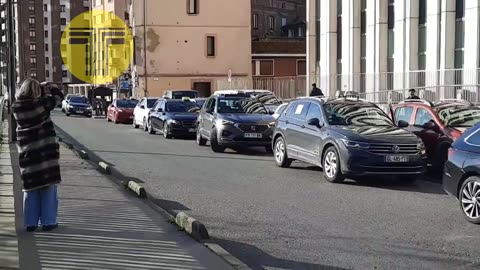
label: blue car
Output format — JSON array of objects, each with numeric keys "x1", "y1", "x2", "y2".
[{"x1": 147, "y1": 99, "x2": 200, "y2": 139}]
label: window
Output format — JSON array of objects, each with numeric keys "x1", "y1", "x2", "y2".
[
  {"x1": 44, "y1": 17, "x2": 48, "y2": 25},
  {"x1": 29, "y1": 30, "x2": 36, "y2": 41},
  {"x1": 187, "y1": 0, "x2": 199, "y2": 15},
  {"x1": 43, "y1": 4, "x2": 47, "y2": 11},
  {"x1": 45, "y1": 70, "x2": 50, "y2": 78},
  {"x1": 30, "y1": 56, "x2": 36, "y2": 64},
  {"x1": 30, "y1": 44, "x2": 36, "y2": 52},
  {"x1": 298, "y1": 26, "x2": 303, "y2": 37},
  {"x1": 252, "y1": 61, "x2": 256, "y2": 75},
  {"x1": 205, "y1": 98, "x2": 216, "y2": 112},
  {"x1": 62, "y1": 70, "x2": 68, "y2": 77},
  {"x1": 61, "y1": 18, "x2": 66, "y2": 25},
  {"x1": 31, "y1": 70, "x2": 37, "y2": 78},
  {"x1": 394, "y1": 107, "x2": 413, "y2": 125},
  {"x1": 297, "y1": 60, "x2": 306, "y2": 75},
  {"x1": 60, "y1": 5, "x2": 65, "y2": 12},
  {"x1": 45, "y1": 44, "x2": 48, "y2": 51},
  {"x1": 206, "y1": 36, "x2": 215, "y2": 57},
  {"x1": 281, "y1": 17, "x2": 287, "y2": 26},
  {"x1": 45, "y1": 57, "x2": 49, "y2": 64},
  {"x1": 259, "y1": 60, "x2": 274, "y2": 76},
  {"x1": 414, "y1": 108, "x2": 434, "y2": 127},
  {"x1": 29, "y1": 5, "x2": 35, "y2": 11},
  {"x1": 268, "y1": 16, "x2": 275, "y2": 30},
  {"x1": 29, "y1": 17, "x2": 35, "y2": 25},
  {"x1": 466, "y1": 129, "x2": 480, "y2": 146},
  {"x1": 306, "y1": 103, "x2": 322, "y2": 121},
  {"x1": 253, "y1": 14, "x2": 258, "y2": 29},
  {"x1": 288, "y1": 102, "x2": 310, "y2": 120},
  {"x1": 45, "y1": 31, "x2": 48, "y2": 38}
]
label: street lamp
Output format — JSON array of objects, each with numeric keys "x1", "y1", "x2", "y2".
[{"x1": 6, "y1": 0, "x2": 17, "y2": 142}]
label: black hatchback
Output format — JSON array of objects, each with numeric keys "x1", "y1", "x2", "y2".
[{"x1": 272, "y1": 97, "x2": 427, "y2": 183}]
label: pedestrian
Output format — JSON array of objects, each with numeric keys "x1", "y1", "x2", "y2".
[
  {"x1": 12, "y1": 78, "x2": 63, "y2": 232},
  {"x1": 408, "y1": 88, "x2": 420, "y2": 99},
  {"x1": 310, "y1": 83, "x2": 324, "y2": 97}
]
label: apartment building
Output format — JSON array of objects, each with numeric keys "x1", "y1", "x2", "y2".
[
  {"x1": 252, "y1": 0, "x2": 306, "y2": 39},
  {"x1": 129, "y1": 0, "x2": 252, "y2": 98},
  {"x1": 307, "y1": 0, "x2": 480, "y2": 101}
]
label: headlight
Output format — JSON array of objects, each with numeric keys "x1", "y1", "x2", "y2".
[
  {"x1": 167, "y1": 119, "x2": 180, "y2": 125},
  {"x1": 220, "y1": 120, "x2": 235, "y2": 126},
  {"x1": 86, "y1": 106, "x2": 92, "y2": 110},
  {"x1": 268, "y1": 121, "x2": 276, "y2": 127},
  {"x1": 117, "y1": 109, "x2": 123, "y2": 113},
  {"x1": 417, "y1": 141, "x2": 425, "y2": 150},
  {"x1": 341, "y1": 139, "x2": 370, "y2": 149}
]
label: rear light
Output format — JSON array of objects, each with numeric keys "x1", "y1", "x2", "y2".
[
  {"x1": 450, "y1": 130, "x2": 462, "y2": 141},
  {"x1": 448, "y1": 148, "x2": 456, "y2": 159}
]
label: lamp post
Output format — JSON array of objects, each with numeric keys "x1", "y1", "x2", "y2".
[{"x1": 6, "y1": 0, "x2": 17, "y2": 142}]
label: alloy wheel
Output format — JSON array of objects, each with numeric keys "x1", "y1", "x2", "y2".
[
  {"x1": 324, "y1": 151, "x2": 337, "y2": 179},
  {"x1": 461, "y1": 180, "x2": 480, "y2": 220},
  {"x1": 275, "y1": 139, "x2": 285, "y2": 164}
]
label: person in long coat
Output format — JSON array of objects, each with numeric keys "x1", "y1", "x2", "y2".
[{"x1": 12, "y1": 78, "x2": 63, "y2": 232}]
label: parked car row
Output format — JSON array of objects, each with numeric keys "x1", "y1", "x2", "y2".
[{"x1": 100, "y1": 90, "x2": 480, "y2": 224}]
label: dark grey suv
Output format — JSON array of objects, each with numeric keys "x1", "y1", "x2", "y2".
[
  {"x1": 196, "y1": 94, "x2": 276, "y2": 153},
  {"x1": 272, "y1": 97, "x2": 427, "y2": 183}
]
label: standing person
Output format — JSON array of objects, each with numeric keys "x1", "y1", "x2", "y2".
[
  {"x1": 408, "y1": 89, "x2": 420, "y2": 99},
  {"x1": 310, "y1": 83, "x2": 324, "y2": 97},
  {"x1": 12, "y1": 79, "x2": 63, "y2": 232}
]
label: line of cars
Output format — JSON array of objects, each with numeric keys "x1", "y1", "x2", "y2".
[{"x1": 98, "y1": 89, "x2": 480, "y2": 224}]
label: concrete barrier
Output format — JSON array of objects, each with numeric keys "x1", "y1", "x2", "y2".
[
  {"x1": 98, "y1": 161, "x2": 111, "y2": 174},
  {"x1": 79, "y1": 150, "x2": 89, "y2": 160},
  {"x1": 175, "y1": 212, "x2": 209, "y2": 241},
  {"x1": 126, "y1": 180, "x2": 146, "y2": 198}
]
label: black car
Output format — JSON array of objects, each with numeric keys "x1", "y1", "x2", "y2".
[
  {"x1": 65, "y1": 96, "x2": 92, "y2": 117},
  {"x1": 147, "y1": 99, "x2": 200, "y2": 139},
  {"x1": 196, "y1": 94, "x2": 276, "y2": 153},
  {"x1": 272, "y1": 97, "x2": 427, "y2": 183},
  {"x1": 443, "y1": 123, "x2": 480, "y2": 224}
]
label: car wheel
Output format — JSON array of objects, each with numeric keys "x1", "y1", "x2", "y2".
[
  {"x1": 210, "y1": 128, "x2": 225, "y2": 153},
  {"x1": 66, "y1": 112, "x2": 70, "y2": 116},
  {"x1": 133, "y1": 117, "x2": 139, "y2": 129},
  {"x1": 459, "y1": 176, "x2": 480, "y2": 224},
  {"x1": 143, "y1": 117, "x2": 148, "y2": 131},
  {"x1": 322, "y1": 146, "x2": 345, "y2": 183},
  {"x1": 148, "y1": 119, "x2": 156, "y2": 134},
  {"x1": 196, "y1": 126, "x2": 207, "y2": 146},
  {"x1": 163, "y1": 124, "x2": 172, "y2": 139},
  {"x1": 274, "y1": 137, "x2": 292, "y2": 168}
]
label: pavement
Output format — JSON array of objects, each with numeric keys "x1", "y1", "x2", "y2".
[
  {"x1": 51, "y1": 110, "x2": 480, "y2": 270},
  {"x1": 0, "y1": 120, "x2": 234, "y2": 270}
]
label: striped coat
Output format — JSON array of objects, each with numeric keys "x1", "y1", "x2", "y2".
[{"x1": 12, "y1": 96, "x2": 61, "y2": 191}]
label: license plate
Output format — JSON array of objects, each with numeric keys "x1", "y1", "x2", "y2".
[
  {"x1": 188, "y1": 128, "x2": 196, "y2": 132},
  {"x1": 244, "y1": 133, "x2": 262, "y2": 138},
  {"x1": 76, "y1": 110, "x2": 83, "y2": 114},
  {"x1": 385, "y1": 155, "x2": 408, "y2": 162}
]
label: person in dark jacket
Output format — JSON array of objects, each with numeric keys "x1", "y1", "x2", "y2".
[
  {"x1": 12, "y1": 79, "x2": 63, "y2": 232},
  {"x1": 310, "y1": 83, "x2": 324, "y2": 97},
  {"x1": 408, "y1": 89, "x2": 420, "y2": 99}
]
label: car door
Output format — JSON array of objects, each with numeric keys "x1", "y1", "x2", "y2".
[
  {"x1": 392, "y1": 105, "x2": 415, "y2": 127},
  {"x1": 302, "y1": 102, "x2": 327, "y2": 166},
  {"x1": 285, "y1": 101, "x2": 310, "y2": 160},
  {"x1": 157, "y1": 101, "x2": 168, "y2": 131},
  {"x1": 151, "y1": 101, "x2": 164, "y2": 130},
  {"x1": 410, "y1": 107, "x2": 443, "y2": 159},
  {"x1": 107, "y1": 100, "x2": 116, "y2": 120},
  {"x1": 134, "y1": 98, "x2": 145, "y2": 124},
  {"x1": 200, "y1": 97, "x2": 216, "y2": 138}
]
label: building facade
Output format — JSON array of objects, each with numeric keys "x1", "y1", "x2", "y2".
[
  {"x1": 307, "y1": 0, "x2": 480, "y2": 102},
  {"x1": 252, "y1": 0, "x2": 306, "y2": 39},
  {"x1": 128, "y1": 0, "x2": 252, "y2": 98}
]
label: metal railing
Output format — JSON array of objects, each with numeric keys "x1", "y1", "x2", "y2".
[{"x1": 216, "y1": 68, "x2": 480, "y2": 104}]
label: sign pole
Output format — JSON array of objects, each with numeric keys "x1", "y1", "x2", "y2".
[{"x1": 7, "y1": 0, "x2": 17, "y2": 142}]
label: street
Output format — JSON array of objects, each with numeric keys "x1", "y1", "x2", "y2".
[{"x1": 52, "y1": 110, "x2": 480, "y2": 270}]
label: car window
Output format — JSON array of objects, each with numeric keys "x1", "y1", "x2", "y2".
[
  {"x1": 146, "y1": 99, "x2": 157, "y2": 108},
  {"x1": 137, "y1": 99, "x2": 145, "y2": 107},
  {"x1": 288, "y1": 102, "x2": 310, "y2": 120},
  {"x1": 306, "y1": 103, "x2": 322, "y2": 121},
  {"x1": 438, "y1": 106, "x2": 480, "y2": 128},
  {"x1": 165, "y1": 102, "x2": 199, "y2": 112},
  {"x1": 172, "y1": 91, "x2": 198, "y2": 99},
  {"x1": 216, "y1": 97, "x2": 268, "y2": 114},
  {"x1": 116, "y1": 99, "x2": 138, "y2": 108},
  {"x1": 394, "y1": 106, "x2": 413, "y2": 125},
  {"x1": 465, "y1": 128, "x2": 480, "y2": 146},
  {"x1": 414, "y1": 108, "x2": 434, "y2": 127},
  {"x1": 70, "y1": 96, "x2": 88, "y2": 104},
  {"x1": 324, "y1": 102, "x2": 393, "y2": 126}
]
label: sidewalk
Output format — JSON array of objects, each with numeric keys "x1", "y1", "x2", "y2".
[{"x1": 0, "y1": 130, "x2": 233, "y2": 269}]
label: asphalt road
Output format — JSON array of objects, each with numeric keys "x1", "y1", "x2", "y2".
[{"x1": 52, "y1": 110, "x2": 480, "y2": 270}]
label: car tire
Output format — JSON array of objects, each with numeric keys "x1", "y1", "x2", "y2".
[
  {"x1": 459, "y1": 176, "x2": 480, "y2": 224},
  {"x1": 133, "y1": 117, "x2": 139, "y2": 129},
  {"x1": 322, "y1": 146, "x2": 345, "y2": 183},
  {"x1": 196, "y1": 126, "x2": 207, "y2": 146},
  {"x1": 148, "y1": 119, "x2": 156, "y2": 135},
  {"x1": 274, "y1": 137, "x2": 292, "y2": 168},
  {"x1": 210, "y1": 128, "x2": 225, "y2": 153},
  {"x1": 66, "y1": 112, "x2": 70, "y2": 116},
  {"x1": 163, "y1": 124, "x2": 172, "y2": 139},
  {"x1": 143, "y1": 117, "x2": 148, "y2": 131}
]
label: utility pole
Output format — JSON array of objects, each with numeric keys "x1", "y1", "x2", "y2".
[{"x1": 6, "y1": 0, "x2": 17, "y2": 142}]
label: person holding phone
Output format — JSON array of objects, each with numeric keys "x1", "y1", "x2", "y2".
[{"x1": 12, "y1": 78, "x2": 64, "y2": 232}]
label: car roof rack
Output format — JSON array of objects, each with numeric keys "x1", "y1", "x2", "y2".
[{"x1": 398, "y1": 99, "x2": 433, "y2": 106}]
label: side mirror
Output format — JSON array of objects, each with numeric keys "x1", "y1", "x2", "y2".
[
  {"x1": 157, "y1": 108, "x2": 163, "y2": 112},
  {"x1": 206, "y1": 108, "x2": 214, "y2": 114},
  {"x1": 307, "y1": 118, "x2": 323, "y2": 128},
  {"x1": 140, "y1": 105, "x2": 145, "y2": 109},
  {"x1": 398, "y1": 120, "x2": 409, "y2": 128},
  {"x1": 269, "y1": 109, "x2": 275, "y2": 115},
  {"x1": 423, "y1": 121, "x2": 438, "y2": 130}
]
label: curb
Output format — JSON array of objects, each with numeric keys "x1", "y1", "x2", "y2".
[
  {"x1": 175, "y1": 212, "x2": 209, "y2": 241},
  {"x1": 98, "y1": 161, "x2": 111, "y2": 174}
]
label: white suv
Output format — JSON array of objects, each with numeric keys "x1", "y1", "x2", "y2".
[{"x1": 133, "y1": 97, "x2": 161, "y2": 130}]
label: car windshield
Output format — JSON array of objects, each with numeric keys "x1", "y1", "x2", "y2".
[
  {"x1": 195, "y1": 99, "x2": 206, "y2": 108},
  {"x1": 172, "y1": 91, "x2": 198, "y2": 99},
  {"x1": 146, "y1": 99, "x2": 158, "y2": 108},
  {"x1": 117, "y1": 99, "x2": 138, "y2": 108},
  {"x1": 70, "y1": 96, "x2": 88, "y2": 104},
  {"x1": 437, "y1": 106, "x2": 480, "y2": 127},
  {"x1": 324, "y1": 103, "x2": 393, "y2": 126},
  {"x1": 217, "y1": 97, "x2": 268, "y2": 114},
  {"x1": 253, "y1": 93, "x2": 282, "y2": 105},
  {"x1": 165, "y1": 102, "x2": 199, "y2": 112}
]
